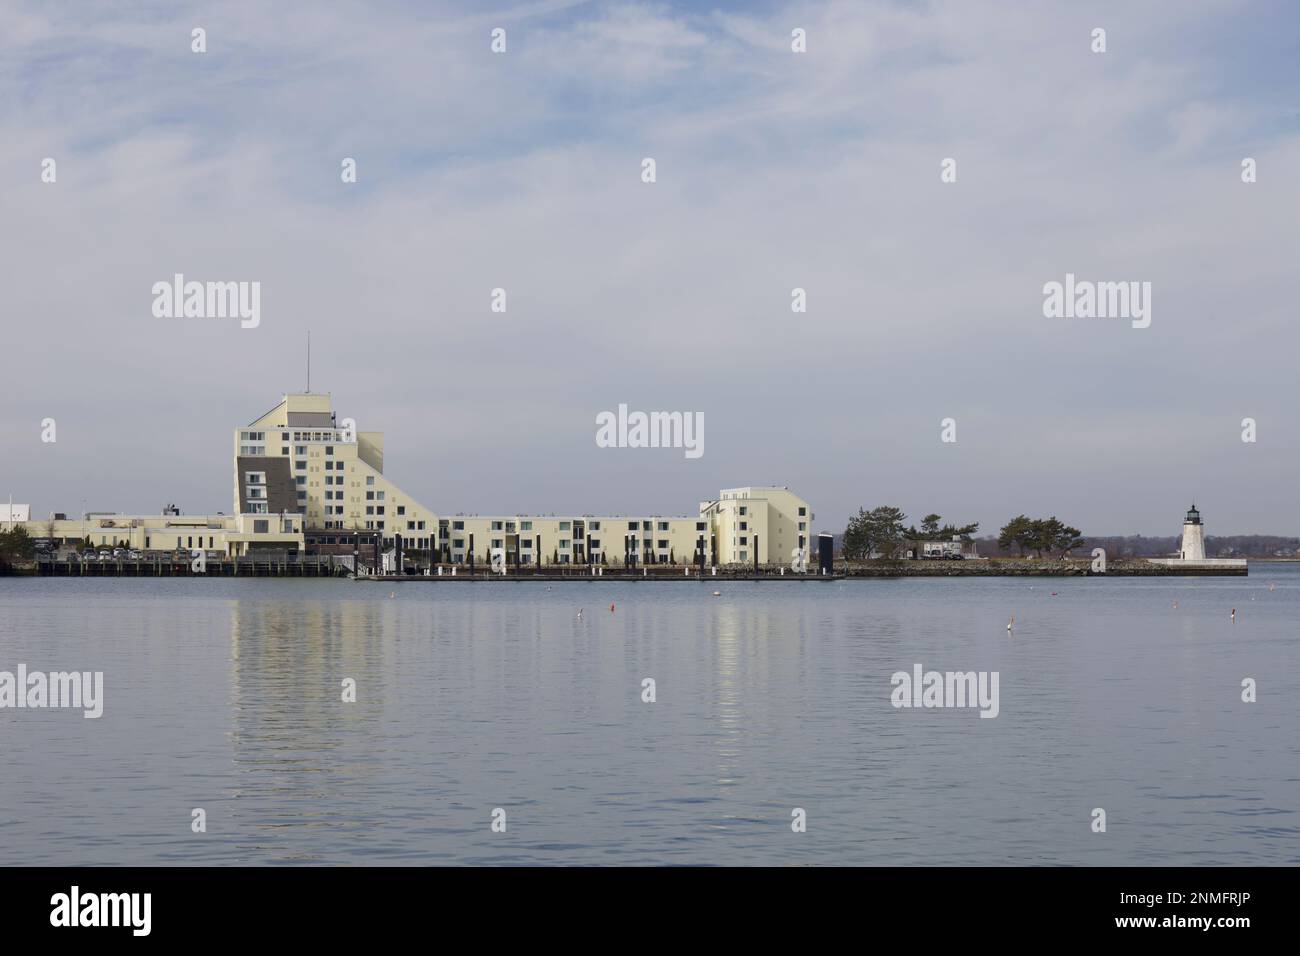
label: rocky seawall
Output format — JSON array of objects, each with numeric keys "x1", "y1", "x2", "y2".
[{"x1": 841, "y1": 559, "x2": 1247, "y2": 577}]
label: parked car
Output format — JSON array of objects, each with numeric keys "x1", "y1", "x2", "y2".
[
  {"x1": 112, "y1": 548, "x2": 126, "y2": 558},
  {"x1": 128, "y1": 549, "x2": 143, "y2": 559},
  {"x1": 205, "y1": 550, "x2": 223, "y2": 561},
  {"x1": 98, "y1": 549, "x2": 113, "y2": 560},
  {"x1": 173, "y1": 550, "x2": 191, "y2": 561}
]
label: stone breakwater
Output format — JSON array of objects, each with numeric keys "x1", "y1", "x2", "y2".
[{"x1": 841, "y1": 559, "x2": 1247, "y2": 577}]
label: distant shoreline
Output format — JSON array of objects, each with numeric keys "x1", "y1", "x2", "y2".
[{"x1": 1, "y1": 557, "x2": 1258, "y2": 580}]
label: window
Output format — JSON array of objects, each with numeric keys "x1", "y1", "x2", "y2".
[
  {"x1": 628, "y1": 522, "x2": 638, "y2": 531},
  {"x1": 658, "y1": 522, "x2": 668, "y2": 531},
  {"x1": 588, "y1": 538, "x2": 600, "y2": 549},
  {"x1": 642, "y1": 521, "x2": 651, "y2": 531},
  {"x1": 366, "y1": 506, "x2": 374, "y2": 515},
  {"x1": 589, "y1": 521, "x2": 600, "y2": 531},
  {"x1": 366, "y1": 476, "x2": 375, "y2": 485},
  {"x1": 559, "y1": 521, "x2": 570, "y2": 531},
  {"x1": 281, "y1": 446, "x2": 289, "y2": 455},
  {"x1": 696, "y1": 522, "x2": 706, "y2": 531},
  {"x1": 325, "y1": 446, "x2": 334, "y2": 455},
  {"x1": 254, "y1": 520, "x2": 268, "y2": 534},
  {"x1": 521, "y1": 521, "x2": 532, "y2": 531},
  {"x1": 521, "y1": 539, "x2": 532, "y2": 549},
  {"x1": 453, "y1": 539, "x2": 464, "y2": 549},
  {"x1": 798, "y1": 522, "x2": 806, "y2": 531},
  {"x1": 492, "y1": 539, "x2": 503, "y2": 549},
  {"x1": 740, "y1": 506, "x2": 747, "y2": 516},
  {"x1": 376, "y1": 506, "x2": 384, "y2": 515},
  {"x1": 657, "y1": 540, "x2": 668, "y2": 549},
  {"x1": 366, "y1": 491, "x2": 374, "y2": 500},
  {"x1": 492, "y1": 521, "x2": 503, "y2": 531},
  {"x1": 740, "y1": 522, "x2": 747, "y2": 531},
  {"x1": 798, "y1": 507, "x2": 807, "y2": 516},
  {"x1": 740, "y1": 536, "x2": 748, "y2": 546},
  {"x1": 296, "y1": 476, "x2": 306, "y2": 486},
  {"x1": 739, "y1": 551, "x2": 748, "y2": 562},
  {"x1": 295, "y1": 446, "x2": 307, "y2": 456},
  {"x1": 295, "y1": 461, "x2": 305, "y2": 470},
  {"x1": 397, "y1": 506, "x2": 405, "y2": 515}
]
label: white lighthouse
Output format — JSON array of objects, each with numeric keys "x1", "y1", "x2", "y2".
[{"x1": 1179, "y1": 504, "x2": 1206, "y2": 561}]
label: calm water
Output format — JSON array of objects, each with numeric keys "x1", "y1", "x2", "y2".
[{"x1": 1, "y1": 569, "x2": 1297, "y2": 866}]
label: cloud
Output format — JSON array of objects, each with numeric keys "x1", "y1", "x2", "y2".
[{"x1": 2, "y1": 0, "x2": 1298, "y2": 535}]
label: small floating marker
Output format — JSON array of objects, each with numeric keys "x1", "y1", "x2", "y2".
[
  {"x1": 1231, "y1": 608, "x2": 1236, "y2": 622},
  {"x1": 1050, "y1": 592, "x2": 1058, "y2": 597},
  {"x1": 1173, "y1": 600, "x2": 1178, "y2": 609},
  {"x1": 389, "y1": 591, "x2": 396, "y2": 598},
  {"x1": 712, "y1": 590, "x2": 722, "y2": 597},
  {"x1": 1007, "y1": 615, "x2": 1015, "y2": 631},
  {"x1": 610, "y1": 603, "x2": 615, "y2": 612}
]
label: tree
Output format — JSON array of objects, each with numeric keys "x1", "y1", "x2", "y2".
[
  {"x1": 843, "y1": 508, "x2": 871, "y2": 560},
  {"x1": 1046, "y1": 517, "x2": 1084, "y2": 556},
  {"x1": 844, "y1": 506, "x2": 908, "y2": 559},
  {"x1": 0, "y1": 526, "x2": 36, "y2": 560},
  {"x1": 998, "y1": 515, "x2": 1036, "y2": 556},
  {"x1": 908, "y1": 514, "x2": 980, "y2": 541},
  {"x1": 998, "y1": 515, "x2": 1084, "y2": 557},
  {"x1": 867, "y1": 506, "x2": 908, "y2": 558}
]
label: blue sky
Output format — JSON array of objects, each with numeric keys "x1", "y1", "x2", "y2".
[{"x1": 3, "y1": 0, "x2": 1299, "y2": 536}]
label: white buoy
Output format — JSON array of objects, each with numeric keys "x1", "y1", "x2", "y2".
[
  {"x1": 1007, "y1": 615, "x2": 1015, "y2": 631},
  {"x1": 712, "y1": 591, "x2": 722, "y2": 597}
]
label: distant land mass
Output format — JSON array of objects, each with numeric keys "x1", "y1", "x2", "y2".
[{"x1": 825, "y1": 535, "x2": 1300, "y2": 559}]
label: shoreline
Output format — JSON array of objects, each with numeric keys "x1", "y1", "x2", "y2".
[{"x1": 2, "y1": 558, "x2": 1253, "y2": 579}]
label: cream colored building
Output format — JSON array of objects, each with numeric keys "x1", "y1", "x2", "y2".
[
  {"x1": 442, "y1": 514, "x2": 709, "y2": 567},
  {"x1": 700, "y1": 486, "x2": 814, "y2": 566},
  {"x1": 19, "y1": 391, "x2": 814, "y2": 567},
  {"x1": 15, "y1": 511, "x2": 301, "y2": 556}
]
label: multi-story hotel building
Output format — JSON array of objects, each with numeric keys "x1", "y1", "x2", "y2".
[{"x1": 18, "y1": 392, "x2": 814, "y2": 567}]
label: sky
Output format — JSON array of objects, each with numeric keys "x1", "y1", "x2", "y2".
[{"x1": 2, "y1": 0, "x2": 1298, "y2": 537}]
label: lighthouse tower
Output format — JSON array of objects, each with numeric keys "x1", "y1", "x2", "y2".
[{"x1": 1179, "y1": 504, "x2": 1206, "y2": 561}]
